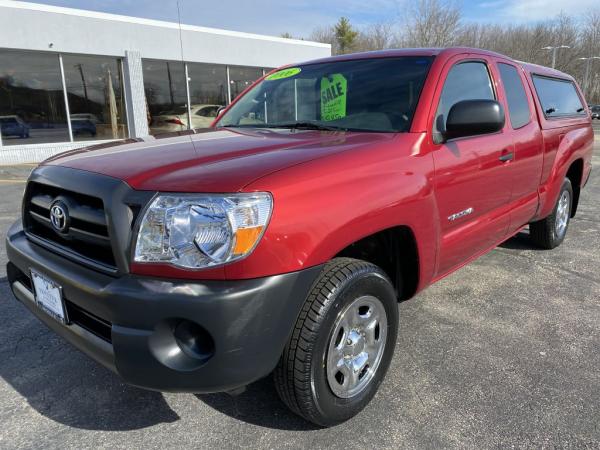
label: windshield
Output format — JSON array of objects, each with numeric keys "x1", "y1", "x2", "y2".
[{"x1": 216, "y1": 56, "x2": 433, "y2": 133}]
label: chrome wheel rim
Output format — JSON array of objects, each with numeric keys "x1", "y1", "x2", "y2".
[
  {"x1": 326, "y1": 295, "x2": 388, "y2": 398},
  {"x1": 555, "y1": 190, "x2": 570, "y2": 239}
]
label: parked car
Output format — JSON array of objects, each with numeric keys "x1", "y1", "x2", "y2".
[
  {"x1": 70, "y1": 113, "x2": 101, "y2": 125},
  {"x1": 6, "y1": 48, "x2": 593, "y2": 427},
  {"x1": 591, "y1": 105, "x2": 600, "y2": 120},
  {"x1": 70, "y1": 118, "x2": 97, "y2": 137},
  {"x1": 151, "y1": 104, "x2": 222, "y2": 133},
  {"x1": 0, "y1": 115, "x2": 30, "y2": 138}
]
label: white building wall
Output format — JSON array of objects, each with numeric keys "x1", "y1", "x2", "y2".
[
  {"x1": 0, "y1": 1, "x2": 329, "y2": 67},
  {"x1": 0, "y1": 141, "x2": 113, "y2": 165},
  {"x1": 123, "y1": 51, "x2": 149, "y2": 138}
]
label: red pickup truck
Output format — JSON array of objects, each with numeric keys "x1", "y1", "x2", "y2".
[{"x1": 6, "y1": 47, "x2": 593, "y2": 426}]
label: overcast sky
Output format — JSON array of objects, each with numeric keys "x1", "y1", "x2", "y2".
[{"x1": 27, "y1": 0, "x2": 598, "y2": 37}]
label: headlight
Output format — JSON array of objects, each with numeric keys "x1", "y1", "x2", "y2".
[{"x1": 134, "y1": 193, "x2": 272, "y2": 269}]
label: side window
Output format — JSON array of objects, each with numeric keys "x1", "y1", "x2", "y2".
[
  {"x1": 498, "y1": 63, "x2": 531, "y2": 129},
  {"x1": 435, "y1": 61, "x2": 495, "y2": 134},
  {"x1": 532, "y1": 75, "x2": 586, "y2": 117}
]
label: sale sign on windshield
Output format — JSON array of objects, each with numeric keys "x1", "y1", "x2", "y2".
[{"x1": 320, "y1": 74, "x2": 347, "y2": 121}]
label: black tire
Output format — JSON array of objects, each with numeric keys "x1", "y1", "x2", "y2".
[
  {"x1": 274, "y1": 257, "x2": 399, "y2": 427},
  {"x1": 530, "y1": 178, "x2": 573, "y2": 249}
]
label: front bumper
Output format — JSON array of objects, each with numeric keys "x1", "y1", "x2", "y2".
[{"x1": 6, "y1": 220, "x2": 322, "y2": 393}]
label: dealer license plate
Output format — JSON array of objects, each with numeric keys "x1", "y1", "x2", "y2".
[{"x1": 30, "y1": 269, "x2": 68, "y2": 324}]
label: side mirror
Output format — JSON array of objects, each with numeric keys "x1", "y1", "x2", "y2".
[{"x1": 441, "y1": 99, "x2": 505, "y2": 142}]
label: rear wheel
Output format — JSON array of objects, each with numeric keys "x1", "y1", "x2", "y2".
[
  {"x1": 530, "y1": 178, "x2": 573, "y2": 249},
  {"x1": 274, "y1": 258, "x2": 399, "y2": 427}
]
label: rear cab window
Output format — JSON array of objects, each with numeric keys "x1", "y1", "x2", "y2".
[
  {"x1": 498, "y1": 63, "x2": 531, "y2": 129},
  {"x1": 532, "y1": 75, "x2": 586, "y2": 118}
]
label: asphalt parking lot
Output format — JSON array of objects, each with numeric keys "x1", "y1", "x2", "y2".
[{"x1": 0, "y1": 127, "x2": 599, "y2": 449}]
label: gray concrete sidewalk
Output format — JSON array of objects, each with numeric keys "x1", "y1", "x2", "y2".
[{"x1": 0, "y1": 164, "x2": 36, "y2": 181}]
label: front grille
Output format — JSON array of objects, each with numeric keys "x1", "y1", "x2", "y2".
[{"x1": 24, "y1": 181, "x2": 117, "y2": 270}]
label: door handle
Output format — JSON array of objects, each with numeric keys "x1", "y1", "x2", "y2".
[{"x1": 499, "y1": 151, "x2": 514, "y2": 162}]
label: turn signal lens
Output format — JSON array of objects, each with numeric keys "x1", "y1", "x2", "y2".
[{"x1": 233, "y1": 226, "x2": 264, "y2": 256}]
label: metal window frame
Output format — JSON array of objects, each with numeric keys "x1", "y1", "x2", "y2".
[
  {"x1": 226, "y1": 65, "x2": 232, "y2": 104},
  {"x1": 60, "y1": 53, "x2": 131, "y2": 142},
  {"x1": 58, "y1": 53, "x2": 74, "y2": 142},
  {"x1": 119, "y1": 58, "x2": 132, "y2": 139},
  {"x1": 184, "y1": 62, "x2": 192, "y2": 129}
]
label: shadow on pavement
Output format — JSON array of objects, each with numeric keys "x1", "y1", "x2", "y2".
[
  {"x1": 196, "y1": 377, "x2": 319, "y2": 431},
  {"x1": 0, "y1": 276, "x2": 315, "y2": 432},
  {"x1": 498, "y1": 229, "x2": 540, "y2": 251},
  {"x1": 0, "y1": 278, "x2": 180, "y2": 431}
]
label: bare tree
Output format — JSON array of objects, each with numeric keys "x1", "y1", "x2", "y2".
[
  {"x1": 358, "y1": 22, "x2": 398, "y2": 51},
  {"x1": 307, "y1": 5, "x2": 600, "y2": 103},
  {"x1": 309, "y1": 26, "x2": 338, "y2": 53},
  {"x1": 403, "y1": 0, "x2": 461, "y2": 47}
]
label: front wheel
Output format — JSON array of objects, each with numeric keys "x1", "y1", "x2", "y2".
[
  {"x1": 529, "y1": 178, "x2": 573, "y2": 249},
  {"x1": 274, "y1": 258, "x2": 399, "y2": 427}
]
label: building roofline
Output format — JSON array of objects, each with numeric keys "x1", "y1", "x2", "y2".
[{"x1": 0, "y1": 0, "x2": 331, "y2": 49}]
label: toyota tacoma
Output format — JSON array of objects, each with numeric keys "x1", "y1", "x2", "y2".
[{"x1": 6, "y1": 48, "x2": 594, "y2": 426}]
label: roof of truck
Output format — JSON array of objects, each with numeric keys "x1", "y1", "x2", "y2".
[
  {"x1": 296, "y1": 47, "x2": 574, "y2": 80},
  {"x1": 515, "y1": 60, "x2": 574, "y2": 80}
]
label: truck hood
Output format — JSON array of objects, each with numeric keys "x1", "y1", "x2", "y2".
[{"x1": 44, "y1": 128, "x2": 397, "y2": 192}]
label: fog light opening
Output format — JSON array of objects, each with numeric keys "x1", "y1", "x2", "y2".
[
  {"x1": 149, "y1": 318, "x2": 216, "y2": 371},
  {"x1": 173, "y1": 319, "x2": 215, "y2": 362}
]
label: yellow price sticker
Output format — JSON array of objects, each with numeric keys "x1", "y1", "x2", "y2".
[{"x1": 265, "y1": 67, "x2": 301, "y2": 81}]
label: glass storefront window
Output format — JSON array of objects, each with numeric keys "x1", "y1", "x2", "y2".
[
  {"x1": 187, "y1": 63, "x2": 227, "y2": 129},
  {"x1": 0, "y1": 49, "x2": 273, "y2": 145},
  {"x1": 229, "y1": 66, "x2": 264, "y2": 102},
  {"x1": 0, "y1": 49, "x2": 69, "y2": 146},
  {"x1": 142, "y1": 59, "x2": 188, "y2": 135},
  {"x1": 62, "y1": 54, "x2": 128, "y2": 142}
]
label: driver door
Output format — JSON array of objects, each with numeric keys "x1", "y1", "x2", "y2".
[{"x1": 432, "y1": 56, "x2": 513, "y2": 277}]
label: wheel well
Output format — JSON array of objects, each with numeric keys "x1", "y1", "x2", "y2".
[
  {"x1": 335, "y1": 226, "x2": 419, "y2": 301},
  {"x1": 566, "y1": 159, "x2": 584, "y2": 217}
]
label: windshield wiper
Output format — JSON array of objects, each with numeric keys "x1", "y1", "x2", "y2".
[
  {"x1": 218, "y1": 121, "x2": 347, "y2": 131},
  {"x1": 267, "y1": 121, "x2": 346, "y2": 131}
]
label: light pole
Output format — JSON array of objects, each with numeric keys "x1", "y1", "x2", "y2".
[
  {"x1": 542, "y1": 45, "x2": 570, "y2": 69},
  {"x1": 578, "y1": 56, "x2": 600, "y2": 100}
]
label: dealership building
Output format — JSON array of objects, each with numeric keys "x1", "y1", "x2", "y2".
[{"x1": 0, "y1": 1, "x2": 331, "y2": 164}]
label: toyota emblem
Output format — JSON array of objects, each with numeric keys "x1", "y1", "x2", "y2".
[{"x1": 50, "y1": 201, "x2": 69, "y2": 233}]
